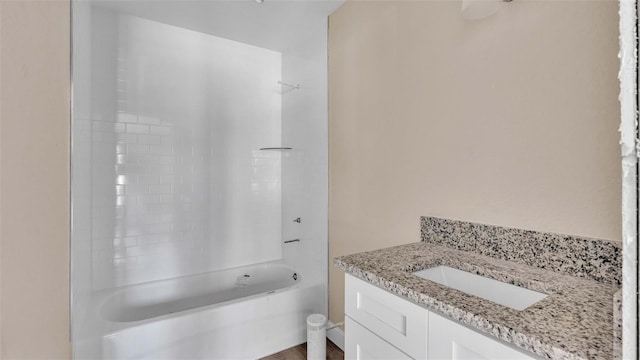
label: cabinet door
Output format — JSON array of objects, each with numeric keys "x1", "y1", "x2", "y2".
[
  {"x1": 428, "y1": 312, "x2": 540, "y2": 360},
  {"x1": 345, "y1": 316, "x2": 414, "y2": 360},
  {"x1": 345, "y1": 274, "x2": 428, "y2": 359}
]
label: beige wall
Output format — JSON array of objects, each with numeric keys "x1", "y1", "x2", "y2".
[
  {"x1": 0, "y1": 1, "x2": 71, "y2": 358},
  {"x1": 328, "y1": 0, "x2": 621, "y2": 325}
]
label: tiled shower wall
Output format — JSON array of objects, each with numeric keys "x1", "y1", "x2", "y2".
[
  {"x1": 281, "y1": 15, "x2": 329, "y2": 308},
  {"x1": 80, "y1": 8, "x2": 283, "y2": 290}
]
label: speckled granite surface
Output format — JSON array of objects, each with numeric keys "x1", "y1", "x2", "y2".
[
  {"x1": 613, "y1": 289, "x2": 622, "y2": 360},
  {"x1": 421, "y1": 217, "x2": 622, "y2": 285},
  {"x1": 335, "y1": 242, "x2": 620, "y2": 360}
]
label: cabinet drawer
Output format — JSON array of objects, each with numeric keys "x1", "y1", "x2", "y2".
[
  {"x1": 345, "y1": 316, "x2": 413, "y2": 360},
  {"x1": 345, "y1": 274, "x2": 428, "y2": 359},
  {"x1": 428, "y1": 312, "x2": 540, "y2": 360}
]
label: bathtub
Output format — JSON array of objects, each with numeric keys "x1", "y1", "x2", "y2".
[
  {"x1": 74, "y1": 260, "x2": 323, "y2": 359},
  {"x1": 102, "y1": 262, "x2": 300, "y2": 323}
]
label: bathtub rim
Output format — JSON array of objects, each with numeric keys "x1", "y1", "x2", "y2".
[
  {"x1": 99, "y1": 260, "x2": 302, "y2": 323},
  {"x1": 73, "y1": 259, "x2": 304, "y2": 342}
]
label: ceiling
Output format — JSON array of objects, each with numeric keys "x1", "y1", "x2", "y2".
[{"x1": 92, "y1": 0, "x2": 345, "y2": 52}]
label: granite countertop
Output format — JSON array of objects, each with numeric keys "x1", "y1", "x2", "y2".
[{"x1": 335, "y1": 241, "x2": 620, "y2": 360}]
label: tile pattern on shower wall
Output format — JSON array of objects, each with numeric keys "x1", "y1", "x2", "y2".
[
  {"x1": 88, "y1": 9, "x2": 282, "y2": 289},
  {"x1": 278, "y1": 19, "x2": 329, "y2": 323},
  {"x1": 281, "y1": 30, "x2": 329, "y2": 293}
]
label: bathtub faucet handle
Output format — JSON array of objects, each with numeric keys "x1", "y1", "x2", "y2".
[{"x1": 293, "y1": 217, "x2": 301, "y2": 223}]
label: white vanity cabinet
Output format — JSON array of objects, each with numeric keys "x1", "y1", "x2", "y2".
[
  {"x1": 345, "y1": 274, "x2": 428, "y2": 359},
  {"x1": 428, "y1": 312, "x2": 541, "y2": 360},
  {"x1": 344, "y1": 274, "x2": 540, "y2": 360},
  {"x1": 345, "y1": 317, "x2": 413, "y2": 360}
]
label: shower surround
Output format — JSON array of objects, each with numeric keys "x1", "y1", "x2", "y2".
[
  {"x1": 72, "y1": 1, "x2": 334, "y2": 358},
  {"x1": 84, "y1": 10, "x2": 284, "y2": 289}
]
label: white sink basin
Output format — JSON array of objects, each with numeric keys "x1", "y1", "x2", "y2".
[{"x1": 412, "y1": 266, "x2": 547, "y2": 311}]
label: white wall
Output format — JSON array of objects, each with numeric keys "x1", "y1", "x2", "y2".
[
  {"x1": 281, "y1": 16, "x2": 329, "y2": 315},
  {"x1": 71, "y1": 0, "x2": 93, "y2": 338},
  {"x1": 74, "y1": 7, "x2": 283, "y2": 291}
]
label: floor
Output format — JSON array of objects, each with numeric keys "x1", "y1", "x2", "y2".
[{"x1": 261, "y1": 340, "x2": 344, "y2": 360}]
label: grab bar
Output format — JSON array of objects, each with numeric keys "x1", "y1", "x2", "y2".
[
  {"x1": 284, "y1": 239, "x2": 300, "y2": 244},
  {"x1": 278, "y1": 81, "x2": 300, "y2": 90}
]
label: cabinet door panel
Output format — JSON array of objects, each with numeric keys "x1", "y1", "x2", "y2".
[
  {"x1": 345, "y1": 317, "x2": 413, "y2": 360},
  {"x1": 345, "y1": 274, "x2": 428, "y2": 359},
  {"x1": 428, "y1": 312, "x2": 540, "y2": 360}
]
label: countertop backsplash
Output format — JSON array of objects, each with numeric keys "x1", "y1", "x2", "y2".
[{"x1": 420, "y1": 217, "x2": 622, "y2": 286}]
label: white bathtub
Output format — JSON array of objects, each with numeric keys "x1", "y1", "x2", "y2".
[
  {"x1": 74, "y1": 261, "x2": 323, "y2": 359},
  {"x1": 101, "y1": 262, "x2": 300, "y2": 323}
]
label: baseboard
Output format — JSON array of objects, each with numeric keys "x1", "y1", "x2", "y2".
[{"x1": 326, "y1": 321, "x2": 345, "y2": 351}]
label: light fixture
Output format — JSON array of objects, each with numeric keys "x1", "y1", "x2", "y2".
[
  {"x1": 461, "y1": 0, "x2": 512, "y2": 20},
  {"x1": 255, "y1": 0, "x2": 264, "y2": 3}
]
